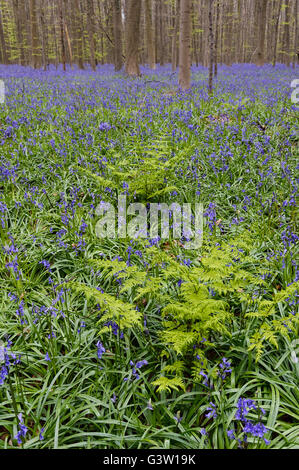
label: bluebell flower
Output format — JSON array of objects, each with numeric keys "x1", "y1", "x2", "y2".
[
  {"x1": 39, "y1": 259, "x2": 52, "y2": 272},
  {"x1": 99, "y1": 122, "x2": 112, "y2": 131},
  {"x1": 14, "y1": 413, "x2": 27, "y2": 444},
  {"x1": 218, "y1": 357, "x2": 232, "y2": 380},
  {"x1": 227, "y1": 429, "x2": 236, "y2": 440},
  {"x1": 124, "y1": 359, "x2": 148, "y2": 381},
  {"x1": 199, "y1": 370, "x2": 209, "y2": 387},
  {"x1": 174, "y1": 414, "x2": 182, "y2": 423},
  {"x1": 135, "y1": 360, "x2": 148, "y2": 369},
  {"x1": 233, "y1": 397, "x2": 271, "y2": 445},
  {"x1": 96, "y1": 341, "x2": 105, "y2": 360},
  {"x1": 235, "y1": 398, "x2": 257, "y2": 421},
  {"x1": 104, "y1": 320, "x2": 124, "y2": 338},
  {"x1": 39, "y1": 427, "x2": 45, "y2": 441},
  {"x1": 205, "y1": 402, "x2": 217, "y2": 420}
]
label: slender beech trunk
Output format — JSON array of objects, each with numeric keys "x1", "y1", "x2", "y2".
[
  {"x1": 272, "y1": 0, "x2": 282, "y2": 66},
  {"x1": 283, "y1": 0, "x2": 291, "y2": 66},
  {"x1": 214, "y1": 0, "x2": 220, "y2": 76},
  {"x1": 75, "y1": 0, "x2": 84, "y2": 69},
  {"x1": 40, "y1": 4, "x2": 48, "y2": 71},
  {"x1": 208, "y1": 0, "x2": 214, "y2": 94},
  {"x1": 12, "y1": 0, "x2": 25, "y2": 65},
  {"x1": 59, "y1": 0, "x2": 66, "y2": 70},
  {"x1": 113, "y1": 0, "x2": 123, "y2": 70},
  {"x1": 0, "y1": 6, "x2": 7, "y2": 64},
  {"x1": 179, "y1": 0, "x2": 191, "y2": 90},
  {"x1": 125, "y1": 0, "x2": 142, "y2": 76},
  {"x1": 159, "y1": 0, "x2": 165, "y2": 65},
  {"x1": 256, "y1": 0, "x2": 267, "y2": 66},
  {"x1": 171, "y1": 0, "x2": 180, "y2": 71},
  {"x1": 145, "y1": 0, "x2": 155, "y2": 69},
  {"x1": 30, "y1": 0, "x2": 39, "y2": 68},
  {"x1": 293, "y1": 0, "x2": 298, "y2": 67},
  {"x1": 64, "y1": 19, "x2": 73, "y2": 68},
  {"x1": 86, "y1": 0, "x2": 96, "y2": 70}
]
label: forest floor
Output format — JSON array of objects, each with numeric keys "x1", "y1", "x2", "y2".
[{"x1": 0, "y1": 64, "x2": 298, "y2": 449}]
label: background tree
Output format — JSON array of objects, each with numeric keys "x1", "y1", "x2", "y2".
[
  {"x1": 0, "y1": 5, "x2": 8, "y2": 64},
  {"x1": 272, "y1": 0, "x2": 282, "y2": 66},
  {"x1": 0, "y1": 0, "x2": 296, "y2": 72},
  {"x1": 214, "y1": 0, "x2": 220, "y2": 76},
  {"x1": 58, "y1": 0, "x2": 66, "y2": 71},
  {"x1": 30, "y1": 0, "x2": 39, "y2": 68},
  {"x1": 39, "y1": 1, "x2": 48, "y2": 70},
  {"x1": 256, "y1": 0, "x2": 268, "y2": 65},
  {"x1": 125, "y1": 0, "x2": 142, "y2": 76},
  {"x1": 282, "y1": 0, "x2": 291, "y2": 66},
  {"x1": 113, "y1": 0, "x2": 123, "y2": 71},
  {"x1": 179, "y1": 0, "x2": 191, "y2": 90},
  {"x1": 208, "y1": 0, "x2": 214, "y2": 93},
  {"x1": 171, "y1": 0, "x2": 180, "y2": 71},
  {"x1": 145, "y1": 0, "x2": 155, "y2": 69},
  {"x1": 74, "y1": 0, "x2": 85, "y2": 69},
  {"x1": 293, "y1": 0, "x2": 298, "y2": 66},
  {"x1": 12, "y1": 0, "x2": 25, "y2": 65},
  {"x1": 86, "y1": 0, "x2": 96, "y2": 70}
]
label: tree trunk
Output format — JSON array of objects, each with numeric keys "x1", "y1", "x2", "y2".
[
  {"x1": 272, "y1": 0, "x2": 282, "y2": 66},
  {"x1": 0, "y1": 6, "x2": 7, "y2": 64},
  {"x1": 235, "y1": 0, "x2": 242, "y2": 63},
  {"x1": 283, "y1": 0, "x2": 291, "y2": 66},
  {"x1": 64, "y1": 18, "x2": 73, "y2": 69},
  {"x1": 214, "y1": 0, "x2": 220, "y2": 76},
  {"x1": 125, "y1": 0, "x2": 142, "y2": 76},
  {"x1": 256, "y1": 0, "x2": 267, "y2": 66},
  {"x1": 171, "y1": 0, "x2": 180, "y2": 70},
  {"x1": 12, "y1": 0, "x2": 25, "y2": 65},
  {"x1": 74, "y1": 0, "x2": 84, "y2": 69},
  {"x1": 225, "y1": 0, "x2": 233, "y2": 65},
  {"x1": 179, "y1": 0, "x2": 191, "y2": 90},
  {"x1": 159, "y1": 0, "x2": 166, "y2": 65},
  {"x1": 59, "y1": 0, "x2": 66, "y2": 70},
  {"x1": 86, "y1": 0, "x2": 96, "y2": 70},
  {"x1": 293, "y1": 0, "x2": 298, "y2": 67},
  {"x1": 30, "y1": 0, "x2": 39, "y2": 68},
  {"x1": 113, "y1": 0, "x2": 123, "y2": 70},
  {"x1": 39, "y1": 3, "x2": 48, "y2": 71},
  {"x1": 103, "y1": 0, "x2": 114, "y2": 64},
  {"x1": 145, "y1": 0, "x2": 155, "y2": 69},
  {"x1": 208, "y1": 0, "x2": 214, "y2": 94}
]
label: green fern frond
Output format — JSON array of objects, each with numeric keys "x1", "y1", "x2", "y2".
[
  {"x1": 152, "y1": 376, "x2": 186, "y2": 393},
  {"x1": 162, "y1": 361, "x2": 185, "y2": 376}
]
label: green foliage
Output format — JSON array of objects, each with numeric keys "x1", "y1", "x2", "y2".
[
  {"x1": 78, "y1": 231, "x2": 298, "y2": 394},
  {"x1": 67, "y1": 280, "x2": 142, "y2": 333},
  {"x1": 108, "y1": 138, "x2": 191, "y2": 202},
  {"x1": 247, "y1": 281, "x2": 299, "y2": 361},
  {"x1": 1, "y1": 68, "x2": 298, "y2": 449},
  {"x1": 75, "y1": 166, "x2": 117, "y2": 190},
  {"x1": 151, "y1": 376, "x2": 186, "y2": 393}
]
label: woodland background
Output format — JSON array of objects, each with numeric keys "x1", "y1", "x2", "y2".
[{"x1": 0, "y1": 0, "x2": 297, "y2": 75}]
